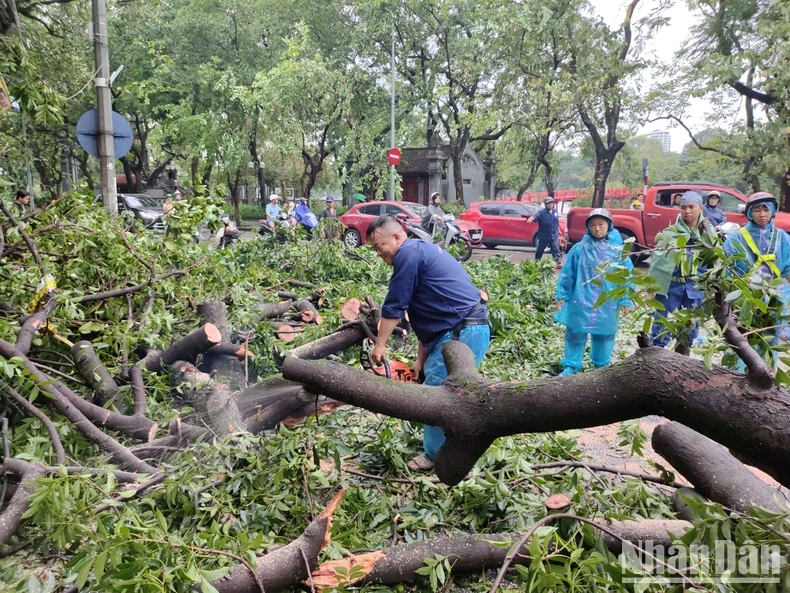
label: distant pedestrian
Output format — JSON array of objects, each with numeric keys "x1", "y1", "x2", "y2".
[
  {"x1": 527, "y1": 196, "x2": 562, "y2": 268},
  {"x1": 13, "y1": 190, "x2": 30, "y2": 215},
  {"x1": 321, "y1": 196, "x2": 339, "y2": 238}
]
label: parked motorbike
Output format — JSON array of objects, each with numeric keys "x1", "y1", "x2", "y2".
[{"x1": 398, "y1": 213, "x2": 474, "y2": 262}]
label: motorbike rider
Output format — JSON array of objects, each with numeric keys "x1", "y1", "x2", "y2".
[
  {"x1": 426, "y1": 192, "x2": 457, "y2": 247},
  {"x1": 265, "y1": 195, "x2": 282, "y2": 229},
  {"x1": 216, "y1": 214, "x2": 240, "y2": 249},
  {"x1": 703, "y1": 190, "x2": 727, "y2": 229},
  {"x1": 294, "y1": 197, "x2": 319, "y2": 238}
]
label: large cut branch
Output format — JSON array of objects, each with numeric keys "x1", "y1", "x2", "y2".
[
  {"x1": 145, "y1": 323, "x2": 222, "y2": 373},
  {"x1": 0, "y1": 339, "x2": 156, "y2": 473},
  {"x1": 209, "y1": 490, "x2": 344, "y2": 593},
  {"x1": 0, "y1": 459, "x2": 47, "y2": 546},
  {"x1": 652, "y1": 422, "x2": 789, "y2": 513},
  {"x1": 310, "y1": 519, "x2": 691, "y2": 589},
  {"x1": 283, "y1": 343, "x2": 790, "y2": 487},
  {"x1": 71, "y1": 341, "x2": 123, "y2": 407}
]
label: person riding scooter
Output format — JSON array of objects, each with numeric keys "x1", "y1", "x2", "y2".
[
  {"x1": 215, "y1": 214, "x2": 240, "y2": 249},
  {"x1": 425, "y1": 192, "x2": 457, "y2": 247},
  {"x1": 294, "y1": 198, "x2": 319, "y2": 238}
]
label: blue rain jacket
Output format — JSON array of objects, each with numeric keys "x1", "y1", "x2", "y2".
[
  {"x1": 703, "y1": 204, "x2": 726, "y2": 227},
  {"x1": 724, "y1": 220, "x2": 790, "y2": 340},
  {"x1": 555, "y1": 227, "x2": 633, "y2": 335},
  {"x1": 294, "y1": 202, "x2": 318, "y2": 229}
]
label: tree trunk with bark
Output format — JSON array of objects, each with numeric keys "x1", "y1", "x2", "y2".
[{"x1": 282, "y1": 342, "x2": 790, "y2": 488}]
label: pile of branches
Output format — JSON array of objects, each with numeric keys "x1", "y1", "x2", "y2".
[{"x1": 1, "y1": 193, "x2": 789, "y2": 593}]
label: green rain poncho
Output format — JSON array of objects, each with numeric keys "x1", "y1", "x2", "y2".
[{"x1": 648, "y1": 214, "x2": 715, "y2": 296}]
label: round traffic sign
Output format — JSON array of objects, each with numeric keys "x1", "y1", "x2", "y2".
[
  {"x1": 387, "y1": 147, "x2": 401, "y2": 166},
  {"x1": 76, "y1": 109, "x2": 134, "y2": 159}
]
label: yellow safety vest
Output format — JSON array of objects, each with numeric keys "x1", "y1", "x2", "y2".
[{"x1": 739, "y1": 227, "x2": 781, "y2": 278}]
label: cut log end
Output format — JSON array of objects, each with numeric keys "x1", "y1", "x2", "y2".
[
  {"x1": 276, "y1": 324, "x2": 303, "y2": 343},
  {"x1": 341, "y1": 298, "x2": 361, "y2": 322},
  {"x1": 545, "y1": 493, "x2": 572, "y2": 511},
  {"x1": 203, "y1": 323, "x2": 222, "y2": 344}
]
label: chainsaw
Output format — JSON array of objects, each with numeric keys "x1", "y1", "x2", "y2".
[{"x1": 360, "y1": 339, "x2": 417, "y2": 383}]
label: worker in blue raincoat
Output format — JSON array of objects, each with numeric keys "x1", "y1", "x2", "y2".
[
  {"x1": 527, "y1": 196, "x2": 562, "y2": 266},
  {"x1": 555, "y1": 208, "x2": 633, "y2": 375},
  {"x1": 648, "y1": 191, "x2": 716, "y2": 353},
  {"x1": 723, "y1": 192, "x2": 790, "y2": 368}
]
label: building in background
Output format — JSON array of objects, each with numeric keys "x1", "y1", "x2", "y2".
[{"x1": 647, "y1": 129, "x2": 671, "y2": 152}]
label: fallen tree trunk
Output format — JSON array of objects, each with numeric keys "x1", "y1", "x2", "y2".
[
  {"x1": 282, "y1": 343, "x2": 790, "y2": 488},
  {"x1": 15, "y1": 299, "x2": 56, "y2": 356},
  {"x1": 199, "y1": 302, "x2": 245, "y2": 391},
  {"x1": 209, "y1": 490, "x2": 344, "y2": 593},
  {"x1": 252, "y1": 300, "x2": 294, "y2": 323},
  {"x1": 287, "y1": 323, "x2": 367, "y2": 360},
  {"x1": 652, "y1": 421, "x2": 789, "y2": 513},
  {"x1": 145, "y1": 323, "x2": 222, "y2": 373},
  {"x1": 309, "y1": 519, "x2": 692, "y2": 589}
]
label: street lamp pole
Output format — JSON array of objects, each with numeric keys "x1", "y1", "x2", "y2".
[
  {"x1": 92, "y1": 0, "x2": 117, "y2": 214},
  {"x1": 390, "y1": 20, "x2": 396, "y2": 201}
]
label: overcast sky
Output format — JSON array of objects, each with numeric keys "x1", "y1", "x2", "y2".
[{"x1": 587, "y1": 0, "x2": 714, "y2": 153}]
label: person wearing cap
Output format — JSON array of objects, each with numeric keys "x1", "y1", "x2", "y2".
[
  {"x1": 527, "y1": 196, "x2": 562, "y2": 267},
  {"x1": 723, "y1": 192, "x2": 790, "y2": 368},
  {"x1": 648, "y1": 191, "x2": 716, "y2": 352},
  {"x1": 554, "y1": 208, "x2": 633, "y2": 375},
  {"x1": 703, "y1": 191, "x2": 727, "y2": 228},
  {"x1": 320, "y1": 196, "x2": 339, "y2": 238},
  {"x1": 265, "y1": 195, "x2": 282, "y2": 229}
]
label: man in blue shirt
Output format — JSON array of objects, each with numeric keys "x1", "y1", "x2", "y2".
[
  {"x1": 368, "y1": 216, "x2": 490, "y2": 471},
  {"x1": 265, "y1": 195, "x2": 282, "y2": 229},
  {"x1": 527, "y1": 196, "x2": 562, "y2": 267}
]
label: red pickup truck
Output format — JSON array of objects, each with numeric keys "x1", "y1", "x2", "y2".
[{"x1": 566, "y1": 183, "x2": 790, "y2": 249}]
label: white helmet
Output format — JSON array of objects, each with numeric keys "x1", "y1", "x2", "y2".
[{"x1": 269, "y1": 194, "x2": 280, "y2": 202}]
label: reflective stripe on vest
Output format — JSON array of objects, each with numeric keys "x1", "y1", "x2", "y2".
[{"x1": 739, "y1": 227, "x2": 781, "y2": 278}]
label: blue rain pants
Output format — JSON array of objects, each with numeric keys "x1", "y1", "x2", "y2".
[
  {"x1": 649, "y1": 282, "x2": 702, "y2": 348},
  {"x1": 422, "y1": 324, "x2": 490, "y2": 460},
  {"x1": 559, "y1": 330, "x2": 616, "y2": 375}
]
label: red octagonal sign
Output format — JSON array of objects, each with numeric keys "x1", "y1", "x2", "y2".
[{"x1": 387, "y1": 147, "x2": 401, "y2": 166}]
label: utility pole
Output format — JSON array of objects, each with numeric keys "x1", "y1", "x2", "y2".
[
  {"x1": 93, "y1": 0, "x2": 117, "y2": 214},
  {"x1": 390, "y1": 21, "x2": 396, "y2": 201}
]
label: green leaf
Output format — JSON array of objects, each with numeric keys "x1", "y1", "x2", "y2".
[
  {"x1": 76, "y1": 557, "x2": 95, "y2": 590},
  {"x1": 200, "y1": 567, "x2": 230, "y2": 581},
  {"x1": 93, "y1": 551, "x2": 107, "y2": 582},
  {"x1": 200, "y1": 578, "x2": 220, "y2": 593}
]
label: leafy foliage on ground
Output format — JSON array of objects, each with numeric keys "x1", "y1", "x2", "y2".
[{"x1": 0, "y1": 191, "x2": 788, "y2": 592}]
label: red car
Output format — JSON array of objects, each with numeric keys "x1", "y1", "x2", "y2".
[
  {"x1": 339, "y1": 201, "x2": 483, "y2": 248},
  {"x1": 459, "y1": 200, "x2": 567, "y2": 249}
]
